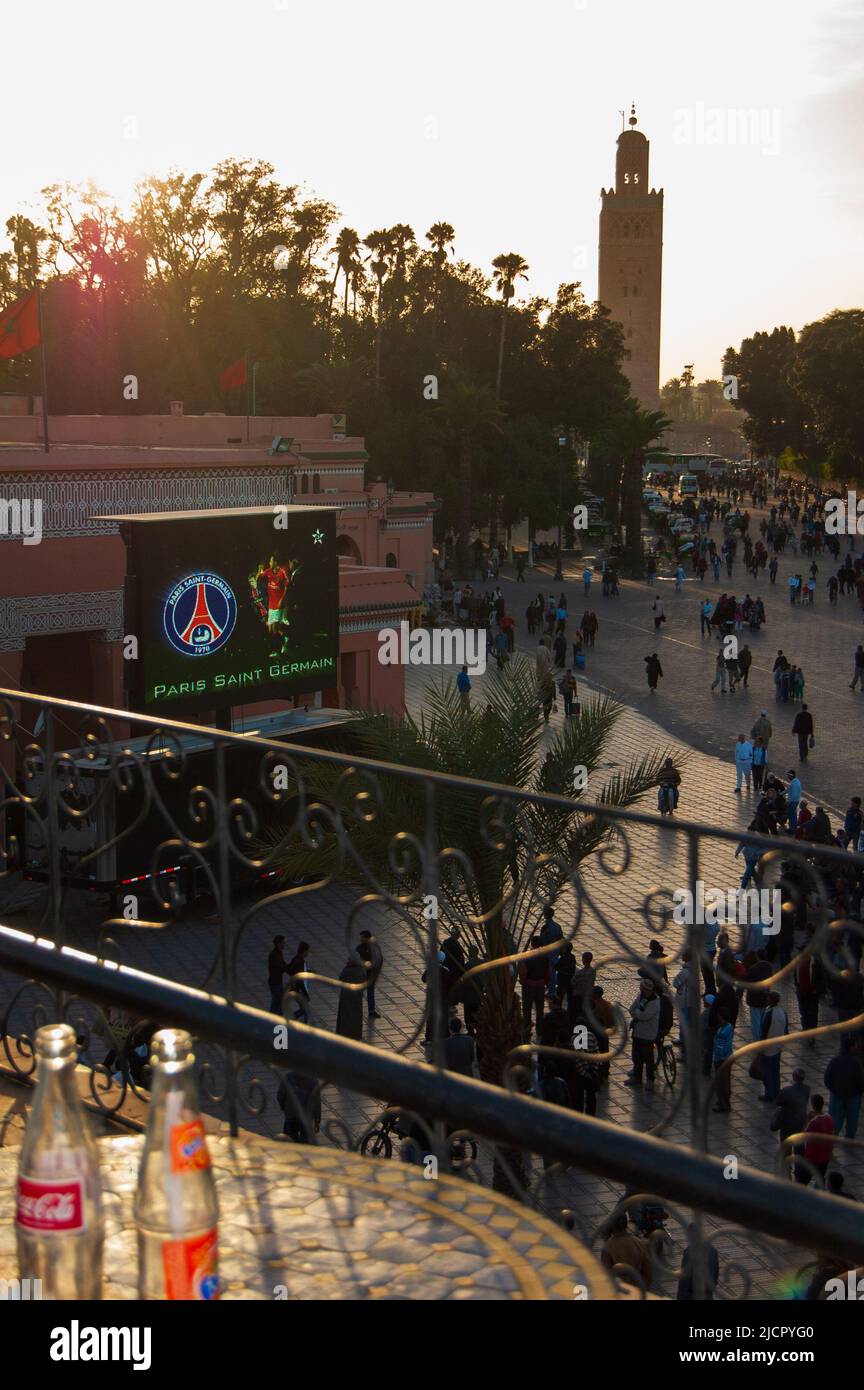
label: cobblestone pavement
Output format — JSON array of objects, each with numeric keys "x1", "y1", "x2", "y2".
[{"x1": 1, "y1": 494, "x2": 861, "y2": 1299}]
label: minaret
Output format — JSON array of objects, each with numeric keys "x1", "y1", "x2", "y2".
[{"x1": 598, "y1": 105, "x2": 663, "y2": 409}]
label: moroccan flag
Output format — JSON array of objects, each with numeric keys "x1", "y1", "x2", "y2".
[
  {"x1": 0, "y1": 290, "x2": 41, "y2": 360},
  {"x1": 219, "y1": 355, "x2": 247, "y2": 392}
]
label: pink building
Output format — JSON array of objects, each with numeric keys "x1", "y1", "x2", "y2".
[{"x1": 0, "y1": 412, "x2": 436, "y2": 728}]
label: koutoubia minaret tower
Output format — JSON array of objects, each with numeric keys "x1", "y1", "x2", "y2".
[{"x1": 598, "y1": 105, "x2": 663, "y2": 409}]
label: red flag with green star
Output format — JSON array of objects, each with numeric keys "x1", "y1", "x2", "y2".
[{"x1": 0, "y1": 290, "x2": 41, "y2": 360}]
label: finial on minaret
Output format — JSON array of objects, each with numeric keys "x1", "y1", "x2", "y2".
[{"x1": 629, "y1": 103, "x2": 638, "y2": 128}]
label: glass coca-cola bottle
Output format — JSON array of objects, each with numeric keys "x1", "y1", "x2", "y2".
[
  {"x1": 134, "y1": 1028, "x2": 219, "y2": 1300},
  {"x1": 16, "y1": 1022, "x2": 104, "y2": 1299}
]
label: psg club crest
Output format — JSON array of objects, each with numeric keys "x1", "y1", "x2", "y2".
[{"x1": 163, "y1": 573, "x2": 237, "y2": 656}]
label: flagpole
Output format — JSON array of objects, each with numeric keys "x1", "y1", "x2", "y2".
[{"x1": 37, "y1": 285, "x2": 49, "y2": 453}]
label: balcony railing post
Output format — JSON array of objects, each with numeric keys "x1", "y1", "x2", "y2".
[
  {"x1": 686, "y1": 827, "x2": 708, "y2": 1301},
  {"x1": 423, "y1": 779, "x2": 446, "y2": 1163},
  {"x1": 215, "y1": 736, "x2": 238, "y2": 1137}
]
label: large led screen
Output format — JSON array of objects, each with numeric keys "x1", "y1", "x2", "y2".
[{"x1": 123, "y1": 507, "x2": 338, "y2": 713}]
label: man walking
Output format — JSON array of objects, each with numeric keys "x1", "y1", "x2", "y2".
[
  {"x1": 700, "y1": 599, "x2": 713, "y2": 637},
  {"x1": 760, "y1": 991, "x2": 788, "y2": 1103},
  {"x1": 357, "y1": 929, "x2": 383, "y2": 1019},
  {"x1": 771, "y1": 1067, "x2": 810, "y2": 1156},
  {"x1": 798, "y1": 1096, "x2": 835, "y2": 1186},
  {"x1": 752, "y1": 737, "x2": 768, "y2": 792},
  {"x1": 745, "y1": 951, "x2": 773, "y2": 1041},
  {"x1": 625, "y1": 978, "x2": 660, "y2": 1091},
  {"x1": 538, "y1": 904, "x2": 564, "y2": 998},
  {"x1": 792, "y1": 704, "x2": 814, "y2": 762},
  {"x1": 519, "y1": 936, "x2": 550, "y2": 1041},
  {"x1": 850, "y1": 645, "x2": 864, "y2": 691},
  {"x1": 456, "y1": 665, "x2": 471, "y2": 712},
  {"x1": 751, "y1": 710, "x2": 772, "y2": 752},
  {"x1": 287, "y1": 941, "x2": 312, "y2": 1023},
  {"x1": 733, "y1": 733, "x2": 754, "y2": 793},
  {"x1": 645, "y1": 653, "x2": 663, "y2": 692},
  {"x1": 559, "y1": 668, "x2": 578, "y2": 719},
  {"x1": 786, "y1": 769, "x2": 802, "y2": 833},
  {"x1": 267, "y1": 935, "x2": 290, "y2": 1015},
  {"x1": 824, "y1": 1036, "x2": 864, "y2": 1139},
  {"x1": 442, "y1": 1016, "x2": 477, "y2": 1077}
]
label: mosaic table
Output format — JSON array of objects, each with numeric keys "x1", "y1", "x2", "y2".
[{"x1": 0, "y1": 1134, "x2": 615, "y2": 1300}]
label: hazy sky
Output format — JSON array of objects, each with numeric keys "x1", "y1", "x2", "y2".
[{"x1": 3, "y1": 0, "x2": 862, "y2": 383}]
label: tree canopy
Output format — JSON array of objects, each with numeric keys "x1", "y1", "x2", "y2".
[{"x1": 0, "y1": 162, "x2": 635, "y2": 548}]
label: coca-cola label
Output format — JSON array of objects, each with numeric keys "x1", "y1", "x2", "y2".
[
  {"x1": 16, "y1": 1176, "x2": 85, "y2": 1233},
  {"x1": 169, "y1": 1119, "x2": 211, "y2": 1173}
]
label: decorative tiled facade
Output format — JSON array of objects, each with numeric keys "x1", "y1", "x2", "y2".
[
  {"x1": 0, "y1": 590, "x2": 124, "y2": 651},
  {"x1": 0, "y1": 467, "x2": 295, "y2": 540}
]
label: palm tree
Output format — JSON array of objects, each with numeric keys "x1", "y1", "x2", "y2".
[
  {"x1": 491, "y1": 252, "x2": 529, "y2": 401},
  {"x1": 434, "y1": 377, "x2": 503, "y2": 577},
  {"x1": 695, "y1": 378, "x2": 725, "y2": 423},
  {"x1": 325, "y1": 227, "x2": 361, "y2": 354},
  {"x1": 363, "y1": 228, "x2": 396, "y2": 390},
  {"x1": 426, "y1": 221, "x2": 456, "y2": 333},
  {"x1": 264, "y1": 658, "x2": 685, "y2": 1147}
]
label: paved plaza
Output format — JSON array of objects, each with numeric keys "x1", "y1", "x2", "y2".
[{"x1": 1, "y1": 494, "x2": 862, "y2": 1299}]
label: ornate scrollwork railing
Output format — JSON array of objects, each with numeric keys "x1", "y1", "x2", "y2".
[{"x1": 1, "y1": 686, "x2": 863, "y2": 1300}]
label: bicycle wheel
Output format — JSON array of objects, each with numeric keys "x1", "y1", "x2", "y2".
[
  {"x1": 450, "y1": 1135, "x2": 478, "y2": 1165},
  {"x1": 661, "y1": 1044, "x2": 677, "y2": 1086},
  {"x1": 360, "y1": 1125, "x2": 393, "y2": 1159}
]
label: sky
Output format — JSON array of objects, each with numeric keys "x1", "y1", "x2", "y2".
[{"x1": 3, "y1": 0, "x2": 862, "y2": 383}]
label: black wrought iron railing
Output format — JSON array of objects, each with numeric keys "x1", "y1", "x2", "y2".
[{"x1": 1, "y1": 686, "x2": 863, "y2": 1297}]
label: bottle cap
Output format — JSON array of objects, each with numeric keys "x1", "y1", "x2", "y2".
[
  {"x1": 34, "y1": 1023, "x2": 77, "y2": 1059},
  {"x1": 150, "y1": 1028, "x2": 194, "y2": 1067}
]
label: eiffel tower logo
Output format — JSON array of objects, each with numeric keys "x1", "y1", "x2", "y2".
[{"x1": 180, "y1": 581, "x2": 224, "y2": 646}]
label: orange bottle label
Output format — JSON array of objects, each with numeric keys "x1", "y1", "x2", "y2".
[
  {"x1": 169, "y1": 1119, "x2": 211, "y2": 1173},
  {"x1": 162, "y1": 1228, "x2": 219, "y2": 1300}
]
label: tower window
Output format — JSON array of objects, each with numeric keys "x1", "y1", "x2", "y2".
[
  {"x1": 633, "y1": 223, "x2": 641, "y2": 239},
  {"x1": 623, "y1": 285, "x2": 628, "y2": 297},
  {"x1": 632, "y1": 284, "x2": 639, "y2": 296}
]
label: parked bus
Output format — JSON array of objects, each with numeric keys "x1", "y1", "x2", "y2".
[{"x1": 643, "y1": 452, "x2": 727, "y2": 478}]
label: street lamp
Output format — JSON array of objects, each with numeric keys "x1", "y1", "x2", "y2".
[{"x1": 555, "y1": 429, "x2": 567, "y2": 582}]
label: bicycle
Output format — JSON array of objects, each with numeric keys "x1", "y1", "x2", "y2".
[
  {"x1": 360, "y1": 1108, "x2": 478, "y2": 1165},
  {"x1": 657, "y1": 1035, "x2": 677, "y2": 1085}
]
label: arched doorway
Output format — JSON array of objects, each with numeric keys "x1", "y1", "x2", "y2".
[
  {"x1": 336, "y1": 535, "x2": 362, "y2": 564},
  {"x1": 385, "y1": 552, "x2": 398, "y2": 568}
]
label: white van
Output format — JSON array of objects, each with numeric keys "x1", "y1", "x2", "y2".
[{"x1": 679, "y1": 473, "x2": 699, "y2": 497}]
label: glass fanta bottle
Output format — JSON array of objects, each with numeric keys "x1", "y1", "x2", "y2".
[{"x1": 134, "y1": 1028, "x2": 219, "y2": 1300}]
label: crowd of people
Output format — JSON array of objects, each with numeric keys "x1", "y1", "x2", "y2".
[{"x1": 261, "y1": 468, "x2": 863, "y2": 1301}]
